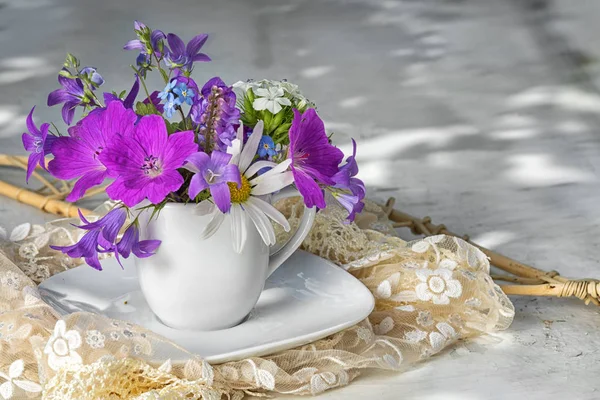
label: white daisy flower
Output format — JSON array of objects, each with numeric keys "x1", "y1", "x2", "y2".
[
  {"x1": 198, "y1": 121, "x2": 294, "y2": 253},
  {"x1": 252, "y1": 86, "x2": 292, "y2": 114}
]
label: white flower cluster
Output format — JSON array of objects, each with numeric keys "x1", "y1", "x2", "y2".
[{"x1": 233, "y1": 79, "x2": 311, "y2": 114}]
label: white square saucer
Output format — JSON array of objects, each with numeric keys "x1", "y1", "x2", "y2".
[{"x1": 39, "y1": 250, "x2": 374, "y2": 363}]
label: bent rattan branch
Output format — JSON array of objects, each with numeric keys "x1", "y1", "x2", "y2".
[{"x1": 382, "y1": 197, "x2": 600, "y2": 306}]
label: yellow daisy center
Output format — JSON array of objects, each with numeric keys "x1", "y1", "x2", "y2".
[{"x1": 228, "y1": 175, "x2": 252, "y2": 203}]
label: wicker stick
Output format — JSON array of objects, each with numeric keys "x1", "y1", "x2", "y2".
[
  {"x1": 383, "y1": 197, "x2": 600, "y2": 306},
  {"x1": 0, "y1": 154, "x2": 62, "y2": 196},
  {"x1": 0, "y1": 179, "x2": 91, "y2": 218}
]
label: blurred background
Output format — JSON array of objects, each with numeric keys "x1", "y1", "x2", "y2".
[{"x1": 1, "y1": 0, "x2": 600, "y2": 398}]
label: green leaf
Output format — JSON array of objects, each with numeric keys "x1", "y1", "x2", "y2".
[
  {"x1": 58, "y1": 69, "x2": 75, "y2": 79},
  {"x1": 64, "y1": 53, "x2": 79, "y2": 69},
  {"x1": 165, "y1": 120, "x2": 181, "y2": 134},
  {"x1": 135, "y1": 101, "x2": 160, "y2": 116},
  {"x1": 118, "y1": 90, "x2": 127, "y2": 98}
]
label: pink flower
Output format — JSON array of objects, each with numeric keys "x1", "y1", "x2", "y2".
[
  {"x1": 48, "y1": 101, "x2": 137, "y2": 202},
  {"x1": 100, "y1": 115, "x2": 197, "y2": 207},
  {"x1": 288, "y1": 109, "x2": 343, "y2": 208}
]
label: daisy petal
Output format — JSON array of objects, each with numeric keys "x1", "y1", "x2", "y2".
[
  {"x1": 230, "y1": 204, "x2": 247, "y2": 253},
  {"x1": 250, "y1": 158, "x2": 291, "y2": 184},
  {"x1": 244, "y1": 201, "x2": 276, "y2": 246},
  {"x1": 251, "y1": 171, "x2": 294, "y2": 196},
  {"x1": 239, "y1": 120, "x2": 264, "y2": 172},
  {"x1": 245, "y1": 160, "x2": 277, "y2": 179},
  {"x1": 247, "y1": 196, "x2": 290, "y2": 231},
  {"x1": 200, "y1": 209, "x2": 225, "y2": 239}
]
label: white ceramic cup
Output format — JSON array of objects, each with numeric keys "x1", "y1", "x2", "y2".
[{"x1": 135, "y1": 188, "x2": 316, "y2": 331}]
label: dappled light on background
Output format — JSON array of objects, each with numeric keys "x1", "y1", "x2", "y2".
[
  {"x1": 0, "y1": 106, "x2": 24, "y2": 139},
  {"x1": 0, "y1": 56, "x2": 52, "y2": 85},
  {"x1": 300, "y1": 66, "x2": 335, "y2": 79},
  {"x1": 504, "y1": 154, "x2": 596, "y2": 187},
  {"x1": 339, "y1": 96, "x2": 367, "y2": 109},
  {"x1": 507, "y1": 85, "x2": 600, "y2": 113},
  {"x1": 338, "y1": 125, "x2": 478, "y2": 161},
  {"x1": 470, "y1": 231, "x2": 517, "y2": 249}
]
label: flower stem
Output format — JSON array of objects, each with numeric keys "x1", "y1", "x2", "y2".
[{"x1": 132, "y1": 66, "x2": 153, "y2": 104}]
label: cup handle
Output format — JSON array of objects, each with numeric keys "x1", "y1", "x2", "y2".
[{"x1": 266, "y1": 187, "x2": 316, "y2": 278}]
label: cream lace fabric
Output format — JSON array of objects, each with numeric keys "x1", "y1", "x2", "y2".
[{"x1": 0, "y1": 199, "x2": 514, "y2": 399}]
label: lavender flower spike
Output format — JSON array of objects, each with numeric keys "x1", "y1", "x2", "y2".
[{"x1": 191, "y1": 77, "x2": 240, "y2": 152}]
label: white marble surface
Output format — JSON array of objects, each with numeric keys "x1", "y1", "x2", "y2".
[{"x1": 1, "y1": 0, "x2": 600, "y2": 398}]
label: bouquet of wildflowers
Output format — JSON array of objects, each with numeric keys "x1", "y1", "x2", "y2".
[{"x1": 22, "y1": 22, "x2": 365, "y2": 270}]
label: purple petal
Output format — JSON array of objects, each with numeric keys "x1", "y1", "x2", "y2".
[
  {"x1": 85, "y1": 253, "x2": 103, "y2": 270},
  {"x1": 134, "y1": 20, "x2": 146, "y2": 31},
  {"x1": 124, "y1": 39, "x2": 145, "y2": 51},
  {"x1": 292, "y1": 167, "x2": 326, "y2": 209},
  {"x1": 162, "y1": 130, "x2": 197, "y2": 169},
  {"x1": 210, "y1": 182, "x2": 232, "y2": 213},
  {"x1": 25, "y1": 153, "x2": 42, "y2": 183},
  {"x1": 186, "y1": 33, "x2": 208, "y2": 56},
  {"x1": 22, "y1": 132, "x2": 35, "y2": 152},
  {"x1": 117, "y1": 224, "x2": 136, "y2": 258},
  {"x1": 167, "y1": 33, "x2": 185, "y2": 57},
  {"x1": 150, "y1": 30, "x2": 166, "y2": 48},
  {"x1": 25, "y1": 107, "x2": 40, "y2": 136},
  {"x1": 47, "y1": 89, "x2": 71, "y2": 107},
  {"x1": 105, "y1": 177, "x2": 147, "y2": 207},
  {"x1": 201, "y1": 76, "x2": 226, "y2": 97},
  {"x1": 221, "y1": 164, "x2": 241, "y2": 188},
  {"x1": 123, "y1": 75, "x2": 140, "y2": 109},
  {"x1": 65, "y1": 170, "x2": 108, "y2": 202},
  {"x1": 192, "y1": 53, "x2": 211, "y2": 63},
  {"x1": 133, "y1": 239, "x2": 161, "y2": 258},
  {"x1": 184, "y1": 151, "x2": 211, "y2": 174},
  {"x1": 61, "y1": 102, "x2": 76, "y2": 125},
  {"x1": 210, "y1": 150, "x2": 232, "y2": 168},
  {"x1": 104, "y1": 92, "x2": 119, "y2": 105},
  {"x1": 100, "y1": 208, "x2": 127, "y2": 243},
  {"x1": 188, "y1": 173, "x2": 209, "y2": 199}
]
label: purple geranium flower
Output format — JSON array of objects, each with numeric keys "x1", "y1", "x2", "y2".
[
  {"x1": 288, "y1": 108, "x2": 344, "y2": 209},
  {"x1": 51, "y1": 208, "x2": 127, "y2": 270},
  {"x1": 190, "y1": 77, "x2": 240, "y2": 151},
  {"x1": 104, "y1": 75, "x2": 140, "y2": 109},
  {"x1": 100, "y1": 115, "x2": 198, "y2": 207},
  {"x1": 330, "y1": 139, "x2": 365, "y2": 221},
  {"x1": 183, "y1": 151, "x2": 241, "y2": 213},
  {"x1": 21, "y1": 107, "x2": 56, "y2": 182},
  {"x1": 48, "y1": 101, "x2": 137, "y2": 202},
  {"x1": 164, "y1": 33, "x2": 210, "y2": 72},
  {"x1": 47, "y1": 73, "x2": 86, "y2": 125}
]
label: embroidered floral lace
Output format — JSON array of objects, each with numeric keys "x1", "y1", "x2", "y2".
[{"x1": 0, "y1": 199, "x2": 514, "y2": 399}]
